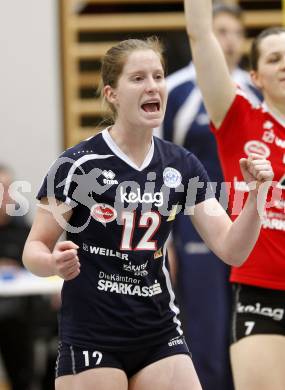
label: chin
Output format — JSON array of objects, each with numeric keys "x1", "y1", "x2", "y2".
[
  {"x1": 148, "y1": 119, "x2": 163, "y2": 129},
  {"x1": 146, "y1": 114, "x2": 164, "y2": 127}
]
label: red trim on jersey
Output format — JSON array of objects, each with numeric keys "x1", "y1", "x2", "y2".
[{"x1": 211, "y1": 93, "x2": 285, "y2": 290}]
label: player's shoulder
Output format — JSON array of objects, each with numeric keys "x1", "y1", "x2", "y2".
[
  {"x1": 154, "y1": 136, "x2": 194, "y2": 161},
  {"x1": 154, "y1": 137, "x2": 206, "y2": 181},
  {"x1": 59, "y1": 131, "x2": 109, "y2": 161},
  {"x1": 235, "y1": 88, "x2": 262, "y2": 111}
]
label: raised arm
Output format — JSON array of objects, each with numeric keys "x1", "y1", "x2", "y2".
[
  {"x1": 189, "y1": 155, "x2": 273, "y2": 266},
  {"x1": 22, "y1": 198, "x2": 80, "y2": 280},
  {"x1": 184, "y1": 0, "x2": 236, "y2": 127}
]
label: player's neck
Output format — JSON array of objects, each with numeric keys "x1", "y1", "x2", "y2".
[
  {"x1": 108, "y1": 124, "x2": 153, "y2": 168},
  {"x1": 264, "y1": 97, "x2": 285, "y2": 123}
]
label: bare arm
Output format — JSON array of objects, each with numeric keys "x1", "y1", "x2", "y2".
[
  {"x1": 22, "y1": 198, "x2": 80, "y2": 280},
  {"x1": 184, "y1": 0, "x2": 236, "y2": 127},
  {"x1": 189, "y1": 155, "x2": 273, "y2": 266}
]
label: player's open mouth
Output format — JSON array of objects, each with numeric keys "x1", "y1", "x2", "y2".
[{"x1": 141, "y1": 101, "x2": 160, "y2": 112}]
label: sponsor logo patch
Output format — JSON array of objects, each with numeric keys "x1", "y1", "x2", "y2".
[
  {"x1": 102, "y1": 170, "x2": 118, "y2": 185},
  {"x1": 120, "y1": 187, "x2": 163, "y2": 207},
  {"x1": 244, "y1": 140, "x2": 270, "y2": 158},
  {"x1": 97, "y1": 276, "x2": 162, "y2": 297},
  {"x1": 123, "y1": 260, "x2": 148, "y2": 276},
  {"x1": 237, "y1": 302, "x2": 284, "y2": 321},
  {"x1": 163, "y1": 167, "x2": 182, "y2": 188},
  {"x1": 91, "y1": 203, "x2": 117, "y2": 223}
]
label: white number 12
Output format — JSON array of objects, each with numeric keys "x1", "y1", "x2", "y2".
[
  {"x1": 83, "y1": 350, "x2": 103, "y2": 367},
  {"x1": 120, "y1": 211, "x2": 161, "y2": 251}
]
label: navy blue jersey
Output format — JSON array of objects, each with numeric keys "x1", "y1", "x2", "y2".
[{"x1": 37, "y1": 128, "x2": 213, "y2": 350}]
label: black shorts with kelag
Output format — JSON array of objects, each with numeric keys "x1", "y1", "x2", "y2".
[
  {"x1": 231, "y1": 283, "x2": 285, "y2": 344},
  {"x1": 55, "y1": 335, "x2": 190, "y2": 379}
]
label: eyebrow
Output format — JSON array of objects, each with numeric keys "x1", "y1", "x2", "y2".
[
  {"x1": 265, "y1": 50, "x2": 284, "y2": 56},
  {"x1": 126, "y1": 68, "x2": 164, "y2": 75}
]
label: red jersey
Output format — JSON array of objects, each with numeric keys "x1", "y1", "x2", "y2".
[{"x1": 211, "y1": 91, "x2": 285, "y2": 290}]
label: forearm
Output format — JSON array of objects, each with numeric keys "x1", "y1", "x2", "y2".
[
  {"x1": 222, "y1": 193, "x2": 262, "y2": 266},
  {"x1": 184, "y1": 0, "x2": 236, "y2": 126},
  {"x1": 184, "y1": 0, "x2": 212, "y2": 39},
  {"x1": 22, "y1": 241, "x2": 55, "y2": 277},
  {"x1": 192, "y1": 157, "x2": 273, "y2": 266}
]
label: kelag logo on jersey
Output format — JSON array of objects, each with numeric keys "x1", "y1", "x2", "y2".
[
  {"x1": 119, "y1": 187, "x2": 163, "y2": 207},
  {"x1": 91, "y1": 203, "x2": 117, "y2": 223},
  {"x1": 163, "y1": 167, "x2": 182, "y2": 188}
]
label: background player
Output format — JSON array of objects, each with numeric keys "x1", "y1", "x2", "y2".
[
  {"x1": 184, "y1": 0, "x2": 285, "y2": 388},
  {"x1": 157, "y1": 4, "x2": 262, "y2": 389}
]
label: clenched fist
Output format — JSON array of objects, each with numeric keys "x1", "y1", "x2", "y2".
[
  {"x1": 239, "y1": 153, "x2": 274, "y2": 192},
  {"x1": 51, "y1": 241, "x2": 80, "y2": 280}
]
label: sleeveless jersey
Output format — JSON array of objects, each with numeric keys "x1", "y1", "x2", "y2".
[{"x1": 211, "y1": 92, "x2": 285, "y2": 290}]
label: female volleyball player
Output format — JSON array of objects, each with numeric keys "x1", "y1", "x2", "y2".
[{"x1": 23, "y1": 36, "x2": 273, "y2": 390}]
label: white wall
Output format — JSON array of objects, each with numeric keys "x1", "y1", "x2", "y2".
[{"x1": 0, "y1": 0, "x2": 61, "y2": 222}]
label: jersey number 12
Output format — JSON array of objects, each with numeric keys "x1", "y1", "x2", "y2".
[{"x1": 120, "y1": 211, "x2": 161, "y2": 251}]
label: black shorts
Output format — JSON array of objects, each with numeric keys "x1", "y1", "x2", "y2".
[
  {"x1": 231, "y1": 283, "x2": 285, "y2": 344},
  {"x1": 55, "y1": 335, "x2": 191, "y2": 379}
]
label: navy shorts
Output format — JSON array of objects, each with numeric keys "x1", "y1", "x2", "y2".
[
  {"x1": 231, "y1": 284, "x2": 285, "y2": 344},
  {"x1": 55, "y1": 335, "x2": 191, "y2": 379}
]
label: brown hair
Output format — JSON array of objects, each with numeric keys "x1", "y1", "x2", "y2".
[
  {"x1": 100, "y1": 36, "x2": 165, "y2": 119},
  {"x1": 212, "y1": 3, "x2": 243, "y2": 22},
  {"x1": 250, "y1": 27, "x2": 285, "y2": 71}
]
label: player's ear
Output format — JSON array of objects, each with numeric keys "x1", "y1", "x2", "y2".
[
  {"x1": 104, "y1": 85, "x2": 117, "y2": 105},
  {"x1": 250, "y1": 70, "x2": 262, "y2": 90}
]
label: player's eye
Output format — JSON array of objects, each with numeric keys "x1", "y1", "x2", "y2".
[
  {"x1": 155, "y1": 73, "x2": 164, "y2": 80},
  {"x1": 132, "y1": 75, "x2": 143, "y2": 82},
  {"x1": 267, "y1": 55, "x2": 280, "y2": 63}
]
